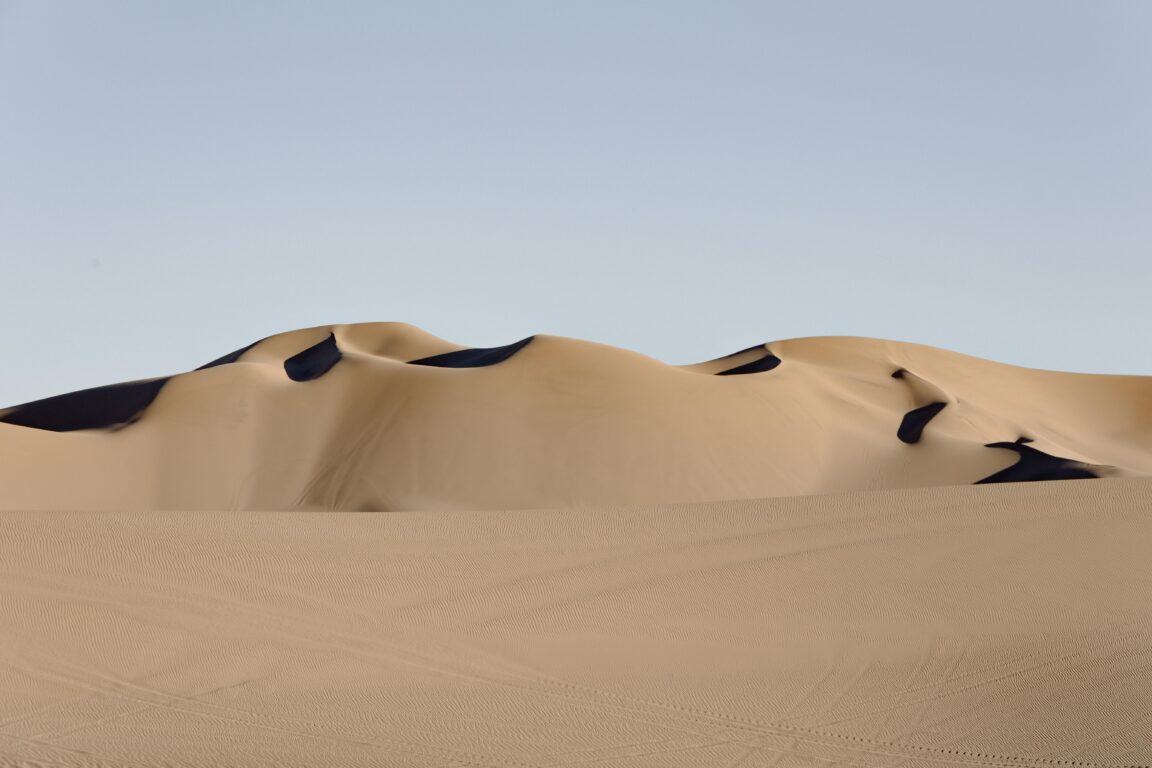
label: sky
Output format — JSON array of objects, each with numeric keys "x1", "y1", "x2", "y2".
[{"x1": 1, "y1": 1, "x2": 1150, "y2": 405}]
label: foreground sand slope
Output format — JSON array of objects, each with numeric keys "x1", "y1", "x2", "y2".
[
  {"x1": 1, "y1": 323, "x2": 1150, "y2": 510},
  {"x1": 0, "y1": 478, "x2": 1150, "y2": 767}
]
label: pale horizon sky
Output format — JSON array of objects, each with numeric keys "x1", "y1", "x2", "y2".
[{"x1": 2, "y1": 1, "x2": 1150, "y2": 405}]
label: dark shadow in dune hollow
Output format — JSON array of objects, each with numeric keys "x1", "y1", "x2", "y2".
[
  {"x1": 898, "y1": 402, "x2": 947, "y2": 444},
  {"x1": 284, "y1": 333, "x2": 342, "y2": 382},
  {"x1": 408, "y1": 337, "x2": 535, "y2": 368},
  {"x1": 716, "y1": 352, "x2": 782, "y2": 376},
  {"x1": 0, "y1": 378, "x2": 170, "y2": 432},
  {"x1": 975, "y1": 439, "x2": 1099, "y2": 484}
]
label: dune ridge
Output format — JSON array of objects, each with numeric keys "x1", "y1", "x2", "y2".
[
  {"x1": 1, "y1": 322, "x2": 1149, "y2": 511},
  {"x1": 1, "y1": 323, "x2": 1150, "y2": 766}
]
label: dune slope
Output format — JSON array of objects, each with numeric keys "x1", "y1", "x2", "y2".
[
  {"x1": 1, "y1": 326, "x2": 1150, "y2": 766},
  {"x1": 1, "y1": 323, "x2": 1149, "y2": 510}
]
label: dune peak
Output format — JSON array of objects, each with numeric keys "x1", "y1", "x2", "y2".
[{"x1": 0, "y1": 323, "x2": 1148, "y2": 511}]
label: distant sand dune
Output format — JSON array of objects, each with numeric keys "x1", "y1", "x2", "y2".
[
  {"x1": 0, "y1": 323, "x2": 1149, "y2": 510},
  {"x1": 1, "y1": 325, "x2": 1149, "y2": 766}
]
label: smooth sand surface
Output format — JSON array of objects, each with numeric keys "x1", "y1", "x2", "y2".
[
  {"x1": 1, "y1": 324, "x2": 1150, "y2": 510},
  {"x1": 1, "y1": 325, "x2": 1150, "y2": 766},
  {"x1": 1, "y1": 479, "x2": 1150, "y2": 767}
]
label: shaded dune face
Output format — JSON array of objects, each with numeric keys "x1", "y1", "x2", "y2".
[
  {"x1": 0, "y1": 323, "x2": 1149, "y2": 510},
  {"x1": 897, "y1": 402, "x2": 948, "y2": 444},
  {"x1": 976, "y1": 439, "x2": 1100, "y2": 483},
  {"x1": 715, "y1": 350, "x2": 782, "y2": 375},
  {"x1": 0, "y1": 378, "x2": 169, "y2": 432},
  {"x1": 408, "y1": 336, "x2": 535, "y2": 368},
  {"x1": 892, "y1": 370, "x2": 950, "y2": 445},
  {"x1": 284, "y1": 333, "x2": 342, "y2": 382}
]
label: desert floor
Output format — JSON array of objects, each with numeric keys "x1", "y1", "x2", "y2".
[{"x1": 1, "y1": 478, "x2": 1149, "y2": 767}]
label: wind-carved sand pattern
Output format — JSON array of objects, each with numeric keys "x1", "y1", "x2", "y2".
[
  {"x1": 283, "y1": 332, "x2": 343, "y2": 382},
  {"x1": 0, "y1": 377, "x2": 170, "y2": 432},
  {"x1": 407, "y1": 336, "x2": 536, "y2": 368},
  {"x1": 0, "y1": 323, "x2": 1150, "y2": 767},
  {"x1": 976, "y1": 438, "x2": 1101, "y2": 483},
  {"x1": 892, "y1": 368, "x2": 949, "y2": 445},
  {"x1": 714, "y1": 344, "x2": 783, "y2": 375}
]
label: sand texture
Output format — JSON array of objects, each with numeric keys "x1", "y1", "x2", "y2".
[
  {"x1": 1, "y1": 325, "x2": 1150, "y2": 766},
  {"x1": 1, "y1": 323, "x2": 1150, "y2": 511},
  {"x1": 1, "y1": 481, "x2": 1151, "y2": 766}
]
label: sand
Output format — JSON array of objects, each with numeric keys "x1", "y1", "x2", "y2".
[
  {"x1": 1, "y1": 324, "x2": 1150, "y2": 511},
  {"x1": 0, "y1": 325, "x2": 1149, "y2": 766}
]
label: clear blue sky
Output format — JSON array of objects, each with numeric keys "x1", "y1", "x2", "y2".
[{"x1": 2, "y1": 1, "x2": 1150, "y2": 404}]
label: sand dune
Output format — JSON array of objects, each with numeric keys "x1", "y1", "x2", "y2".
[
  {"x1": 1, "y1": 323, "x2": 1149, "y2": 510},
  {"x1": 2, "y1": 325, "x2": 1150, "y2": 766},
  {"x1": 0, "y1": 479, "x2": 1150, "y2": 766}
]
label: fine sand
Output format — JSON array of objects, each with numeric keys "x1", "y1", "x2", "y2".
[
  {"x1": 1, "y1": 480, "x2": 1151, "y2": 766},
  {"x1": 1, "y1": 325, "x2": 1150, "y2": 767},
  {"x1": 1, "y1": 323, "x2": 1150, "y2": 510}
]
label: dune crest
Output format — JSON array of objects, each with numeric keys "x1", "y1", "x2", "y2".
[
  {"x1": 1, "y1": 323, "x2": 1149, "y2": 511},
  {"x1": 2, "y1": 325, "x2": 1151, "y2": 766}
]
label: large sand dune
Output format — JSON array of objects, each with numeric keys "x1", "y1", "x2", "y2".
[
  {"x1": 1, "y1": 325, "x2": 1150, "y2": 766},
  {"x1": 1, "y1": 323, "x2": 1149, "y2": 510}
]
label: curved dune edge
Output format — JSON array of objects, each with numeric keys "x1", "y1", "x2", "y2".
[
  {"x1": 1, "y1": 326, "x2": 1149, "y2": 766},
  {"x1": 1, "y1": 322, "x2": 1150, "y2": 510},
  {"x1": 0, "y1": 478, "x2": 1149, "y2": 766}
]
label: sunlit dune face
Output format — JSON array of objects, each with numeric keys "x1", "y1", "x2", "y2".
[{"x1": 0, "y1": 324, "x2": 1148, "y2": 511}]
